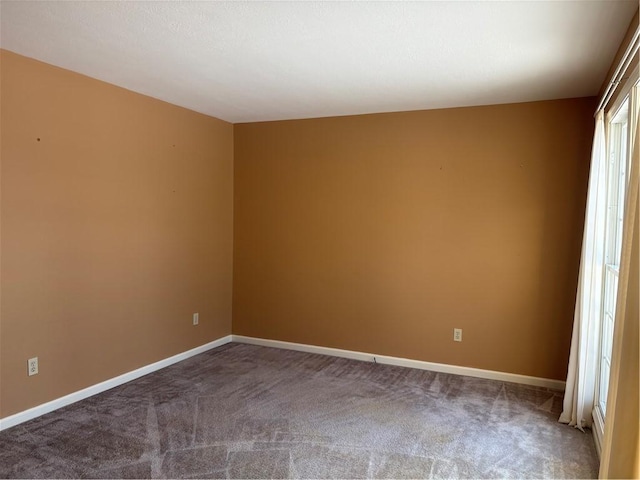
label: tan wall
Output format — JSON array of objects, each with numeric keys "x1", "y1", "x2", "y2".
[
  {"x1": 0, "y1": 50, "x2": 234, "y2": 418},
  {"x1": 233, "y1": 98, "x2": 595, "y2": 381}
]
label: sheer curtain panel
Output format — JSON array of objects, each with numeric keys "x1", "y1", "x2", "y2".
[{"x1": 559, "y1": 111, "x2": 606, "y2": 430}]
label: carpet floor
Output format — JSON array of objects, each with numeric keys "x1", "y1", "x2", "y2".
[{"x1": 0, "y1": 342, "x2": 599, "y2": 479}]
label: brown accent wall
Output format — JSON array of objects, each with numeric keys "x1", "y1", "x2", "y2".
[
  {"x1": 233, "y1": 98, "x2": 595, "y2": 381},
  {"x1": 0, "y1": 50, "x2": 234, "y2": 418}
]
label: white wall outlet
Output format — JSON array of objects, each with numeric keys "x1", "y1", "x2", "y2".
[
  {"x1": 28, "y1": 357, "x2": 39, "y2": 376},
  {"x1": 453, "y1": 328, "x2": 462, "y2": 342},
  {"x1": 193, "y1": 313, "x2": 199, "y2": 326}
]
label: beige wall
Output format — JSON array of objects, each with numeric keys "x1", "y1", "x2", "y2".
[
  {"x1": 233, "y1": 98, "x2": 595, "y2": 381},
  {"x1": 0, "y1": 50, "x2": 234, "y2": 418}
]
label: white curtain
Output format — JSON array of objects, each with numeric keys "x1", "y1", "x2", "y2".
[{"x1": 559, "y1": 111, "x2": 606, "y2": 430}]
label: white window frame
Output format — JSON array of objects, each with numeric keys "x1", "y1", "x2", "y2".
[{"x1": 592, "y1": 67, "x2": 639, "y2": 454}]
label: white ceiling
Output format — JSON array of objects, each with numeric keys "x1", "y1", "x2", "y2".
[{"x1": 1, "y1": 1, "x2": 637, "y2": 123}]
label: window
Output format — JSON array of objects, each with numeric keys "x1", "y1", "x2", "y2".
[
  {"x1": 593, "y1": 78, "x2": 638, "y2": 445},
  {"x1": 596, "y1": 98, "x2": 628, "y2": 419}
]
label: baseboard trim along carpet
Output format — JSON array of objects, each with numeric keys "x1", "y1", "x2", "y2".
[
  {"x1": 0, "y1": 333, "x2": 564, "y2": 432},
  {"x1": 232, "y1": 335, "x2": 566, "y2": 391},
  {"x1": 0, "y1": 335, "x2": 233, "y2": 432}
]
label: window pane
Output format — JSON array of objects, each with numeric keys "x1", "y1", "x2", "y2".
[{"x1": 597, "y1": 97, "x2": 629, "y2": 418}]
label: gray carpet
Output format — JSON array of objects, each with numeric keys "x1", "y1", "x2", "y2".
[{"x1": 0, "y1": 342, "x2": 598, "y2": 479}]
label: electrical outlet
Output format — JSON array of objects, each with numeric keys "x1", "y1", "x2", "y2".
[
  {"x1": 453, "y1": 328, "x2": 462, "y2": 342},
  {"x1": 28, "y1": 357, "x2": 39, "y2": 376},
  {"x1": 193, "y1": 313, "x2": 199, "y2": 326}
]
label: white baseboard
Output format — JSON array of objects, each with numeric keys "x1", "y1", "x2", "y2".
[
  {"x1": 592, "y1": 409, "x2": 604, "y2": 458},
  {"x1": 0, "y1": 335, "x2": 233, "y2": 431},
  {"x1": 0, "y1": 333, "x2": 565, "y2": 431},
  {"x1": 592, "y1": 425, "x2": 602, "y2": 458},
  {"x1": 232, "y1": 335, "x2": 566, "y2": 391}
]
